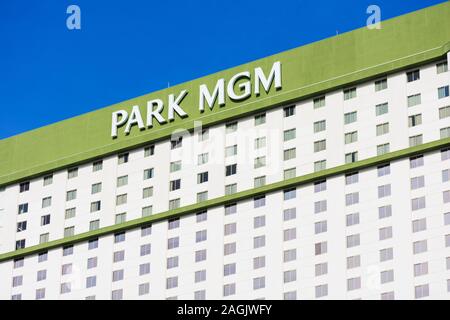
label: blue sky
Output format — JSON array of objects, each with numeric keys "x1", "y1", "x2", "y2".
[{"x1": 0, "y1": 0, "x2": 445, "y2": 139}]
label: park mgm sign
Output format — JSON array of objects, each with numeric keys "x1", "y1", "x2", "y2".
[{"x1": 111, "y1": 61, "x2": 282, "y2": 138}]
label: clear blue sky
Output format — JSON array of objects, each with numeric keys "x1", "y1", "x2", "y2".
[{"x1": 0, "y1": 0, "x2": 445, "y2": 139}]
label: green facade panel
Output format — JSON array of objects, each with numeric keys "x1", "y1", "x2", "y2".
[{"x1": 0, "y1": 2, "x2": 449, "y2": 187}]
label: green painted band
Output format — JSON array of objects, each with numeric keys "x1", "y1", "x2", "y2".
[
  {"x1": 1, "y1": 137, "x2": 450, "y2": 263},
  {"x1": 0, "y1": 2, "x2": 449, "y2": 188}
]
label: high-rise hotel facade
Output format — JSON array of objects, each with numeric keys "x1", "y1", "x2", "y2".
[{"x1": 1, "y1": 3, "x2": 450, "y2": 300}]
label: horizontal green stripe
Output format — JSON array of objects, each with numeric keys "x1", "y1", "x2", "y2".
[
  {"x1": 1, "y1": 137, "x2": 449, "y2": 263},
  {"x1": 1, "y1": 2, "x2": 449, "y2": 187}
]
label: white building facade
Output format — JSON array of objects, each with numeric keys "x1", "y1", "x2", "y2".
[{"x1": 0, "y1": 3, "x2": 449, "y2": 300}]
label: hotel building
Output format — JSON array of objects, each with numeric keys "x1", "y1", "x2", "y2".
[{"x1": 0, "y1": 2, "x2": 449, "y2": 300}]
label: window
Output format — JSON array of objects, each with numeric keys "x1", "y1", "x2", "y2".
[
  {"x1": 225, "y1": 145, "x2": 238, "y2": 157},
  {"x1": 346, "y1": 213, "x2": 360, "y2": 226},
  {"x1": 168, "y1": 237, "x2": 179, "y2": 249},
  {"x1": 379, "y1": 205, "x2": 392, "y2": 219},
  {"x1": 284, "y1": 148, "x2": 296, "y2": 160},
  {"x1": 444, "y1": 148, "x2": 450, "y2": 161},
  {"x1": 62, "y1": 263, "x2": 73, "y2": 275},
  {"x1": 254, "y1": 137, "x2": 266, "y2": 149},
  {"x1": 224, "y1": 223, "x2": 237, "y2": 235},
  {"x1": 345, "y1": 172, "x2": 359, "y2": 185},
  {"x1": 254, "y1": 235, "x2": 266, "y2": 248},
  {"x1": 380, "y1": 270, "x2": 394, "y2": 284},
  {"x1": 315, "y1": 221, "x2": 327, "y2": 234},
  {"x1": 35, "y1": 288, "x2": 45, "y2": 300},
  {"x1": 169, "y1": 198, "x2": 180, "y2": 210},
  {"x1": 225, "y1": 164, "x2": 237, "y2": 176},
  {"x1": 116, "y1": 194, "x2": 127, "y2": 205},
  {"x1": 254, "y1": 113, "x2": 266, "y2": 125},
  {"x1": 254, "y1": 195, "x2": 266, "y2": 208},
  {"x1": 143, "y1": 168, "x2": 154, "y2": 180},
  {"x1": 39, "y1": 233, "x2": 49, "y2": 244},
  {"x1": 314, "y1": 200, "x2": 327, "y2": 213},
  {"x1": 43, "y1": 174, "x2": 53, "y2": 186},
  {"x1": 412, "y1": 196, "x2": 426, "y2": 211},
  {"x1": 225, "y1": 183, "x2": 237, "y2": 195},
  {"x1": 343, "y1": 87, "x2": 357, "y2": 100},
  {"x1": 167, "y1": 257, "x2": 179, "y2": 269},
  {"x1": 347, "y1": 255, "x2": 361, "y2": 269},
  {"x1": 347, "y1": 234, "x2": 360, "y2": 248},
  {"x1": 346, "y1": 192, "x2": 359, "y2": 206},
  {"x1": 198, "y1": 129, "x2": 209, "y2": 142},
  {"x1": 195, "y1": 249, "x2": 207, "y2": 262},
  {"x1": 284, "y1": 105, "x2": 296, "y2": 117},
  {"x1": 16, "y1": 239, "x2": 25, "y2": 249},
  {"x1": 14, "y1": 258, "x2": 24, "y2": 269},
  {"x1": 40, "y1": 214, "x2": 50, "y2": 226},
  {"x1": 413, "y1": 240, "x2": 427, "y2": 254},
  {"x1": 407, "y1": 94, "x2": 421, "y2": 107},
  {"x1": 378, "y1": 184, "x2": 391, "y2": 198},
  {"x1": 314, "y1": 120, "x2": 326, "y2": 133},
  {"x1": 284, "y1": 188, "x2": 296, "y2": 200},
  {"x1": 198, "y1": 153, "x2": 209, "y2": 165},
  {"x1": 197, "y1": 191, "x2": 208, "y2": 202},
  {"x1": 344, "y1": 111, "x2": 357, "y2": 124},
  {"x1": 377, "y1": 143, "x2": 390, "y2": 155},
  {"x1": 437, "y1": 61, "x2": 448, "y2": 74},
  {"x1": 377, "y1": 164, "x2": 390, "y2": 177},
  {"x1": 225, "y1": 203, "x2": 236, "y2": 215},
  {"x1": 254, "y1": 176, "x2": 266, "y2": 188},
  {"x1": 88, "y1": 239, "x2": 98, "y2": 250},
  {"x1": 284, "y1": 168, "x2": 296, "y2": 180},
  {"x1": 376, "y1": 122, "x2": 389, "y2": 136},
  {"x1": 410, "y1": 176, "x2": 425, "y2": 190},
  {"x1": 89, "y1": 220, "x2": 100, "y2": 231},
  {"x1": 284, "y1": 291, "x2": 297, "y2": 300},
  {"x1": 283, "y1": 249, "x2": 297, "y2": 262},
  {"x1": 224, "y1": 243, "x2": 236, "y2": 255},
  {"x1": 169, "y1": 179, "x2": 181, "y2": 191},
  {"x1": 113, "y1": 269, "x2": 124, "y2": 282},
  {"x1": 196, "y1": 230, "x2": 207, "y2": 242},
  {"x1": 347, "y1": 277, "x2": 361, "y2": 291},
  {"x1": 90, "y1": 201, "x2": 101, "y2": 212},
  {"x1": 92, "y1": 160, "x2": 103, "y2": 171},
  {"x1": 115, "y1": 213, "x2": 127, "y2": 224},
  {"x1": 196, "y1": 211, "x2": 207, "y2": 222},
  {"x1": 408, "y1": 114, "x2": 422, "y2": 127},
  {"x1": 380, "y1": 248, "x2": 393, "y2": 262},
  {"x1": 345, "y1": 152, "x2": 358, "y2": 163},
  {"x1": 86, "y1": 276, "x2": 97, "y2": 288},
  {"x1": 225, "y1": 121, "x2": 238, "y2": 133},
  {"x1": 414, "y1": 284, "x2": 429, "y2": 299},
  {"x1": 170, "y1": 136, "x2": 182, "y2": 149},
  {"x1": 379, "y1": 226, "x2": 392, "y2": 240},
  {"x1": 170, "y1": 160, "x2": 181, "y2": 172},
  {"x1": 144, "y1": 145, "x2": 155, "y2": 157},
  {"x1": 66, "y1": 190, "x2": 76, "y2": 201},
  {"x1": 19, "y1": 182, "x2": 29, "y2": 193},
  {"x1": 409, "y1": 134, "x2": 423, "y2": 147},
  {"x1": 344, "y1": 131, "x2": 357, "y2": 144},
  {"x1": 224, "y1": 263, "x2": 236, "y2": 276},
  {"x1": 375, "y1": 78, "x2": 387, "y2": 91},
  {"x1": 87, "y1": 257, "x2": 97, "y2": 269},
  {"x1": 64, "y1": 226, "x2": 75, "y2": 237},
  {"x1": 111, "y1": 289, "x2": 123, "y2": 300},
  {"x1": 313, "y1": 180, "x2": 326, "y2": 194},
  {"x1": 18, "y1": 203, "x2": 28, "y2": 214},
  {"x1": 439, "y1": 106, "x2": 450, "y2": 119},
  {"x1": 314, "y1": 140, "x2": 326, "y2": 152},
  {"x1": 195, "y1": 270, "x2": 206, "y2": 283},
  {"x1": 42, "y1": 196, "x2": 52, "y2": 208},
  {"x1": 197, "y1": 172, "x2": 209, "y2": 184},
  {"x1": 438, "y1": 86, "x2": 449, "y2": 99},
  {"x1": 284, "y1": 128, "x2": 296, "y2": 141},
  {"x1": 376, "y1": 102, "x2": 388, "y2": 116},
  {"x1": 141, "y1": 224, "x2": 152, "y2": 236},
  {"x1": 441, "y1": 127, "x2": 450, "y2": 139},
  {"x1": 407, "y1": 69, "x2": 420, "y2": 82},
  {"x1": 143, "y1": 187, "x2": 153, "y2": 199},
  {"x1": 12, "y1": 275, "x2": 23, "y2": 287},
  {"x1": 414, "y1": 262, "x2": 428, "y2": 277},
  {"x1": 17, "y1": 221, "x2": 27, "y2": 232},
  {"x1": 116, "y1": 175, "x2": 128, "y2": 187},
  {"x1": 253, "y1": 256, "x2": 265, "y2": 269},
  {"x1": 68, "y1": 167, "x2": 78, "y2": 179},
  {"x1": 91, "y1": 183, "x2": 102, "y2": 194},
  {"x1": 284, "y1": 270, "x2": 296, "y2": 283},
  {"x1": 254, "y1": 156, "x2": 266, "y2": 169},
  {"x1": 315, "y1": 241, "x2": 327, "y2": 255},
  {"x1": 315, "y1": 263, "x2": 328, "y2": 276},
  {"x1": 223, "y1": 283, "x2": 235, "y2": 297},
  {"x1": 410, "y1": 155, "x2": 424, "y2": 168},
  {"x1": 253, "y1": 276, "x2": 266, "y2": 289},
  {"x1": 283, "y1": 208, "x2": 296, "y2": 221},
  {"x1": 313, "y1": 96, "x2": 325, "y2": 109}
]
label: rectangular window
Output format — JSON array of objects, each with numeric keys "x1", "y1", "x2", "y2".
[
  {"x1": 167, "y1": 237, "x2": 179, "y2": 249},
  {"x1": 40, "y1": 214, "x2": 50, "y2": 226},
  {"x1": 415, "y1": 284, "x2": 429, "y2": 299},
  {"x1": 376, "y1": 123, "x2": 389, "y2": 136},
  {"x1": 254, "y1": 276, "x2": 267, "y2": 290},
  {"x1": 170, "y1": 160, "x2": 181, "y2": 172},
  {"x1": 408, "y1": 114, "x2": 422, "y2": 127},
  {"x1": 283, "y1": 208, "x2": 296, "y2": 221},
  {"x1": 375, "y1": 78, "x2": 387, "y2": 91},
  {"x1": 343, "y1": 87, "x2": 357, "y2": 100},
  {"x1": 409, "y1": 134, "x2": 423, "y2": 147},
  {"x1": 92, "y1": 160, "x2": 103, "y2": 171},
  {"x1": 224, "y1": 243, "x2": 236, "y2": 255},
  {"x1": 117, "y1": 175, "x2": 128, "y2": 187},
  {"x1": 223, "y1": 283, "x2": 236, "y2": 297},
  {"x1": 254, "y1": 137, "x2": 266, "y2": 149},
  {"x1": 379, "y1": 226, "x2": 393, "y2": 240},
  {"x1": 64, "y1": 226, "x2": 75, "y2": 237},
  {"x1": 439, "y1": 106, "x2": 450, "y2": 119},
  {"x1": 197, "y1": 172, "x2": 208, "y2": 184},
  {"x1": 18, "y1": 203, "x2": 28, "y2": 214},
  {"x1": 284, "y1": 128, "x2": 296, "y2": 141},
  {"x1": 197, "y1": 153, "x2": 209, "y2": 165},
  {"x1": 314, "y1": 200, "x2": 327, "y2": 213},
  {"x1": 346, "y1": 212, "x2": 360, "y2": 226},
  {"x1": 17, "y1": 221, "x2": 27, "y2": 232},
  {"x1": 143, "y1": 187, "x2": 153, "y2": 199},
  {"x1": 19, "y1": 182, "x2": 29, "y2": 193},
  {"x1": 313, "y1": 120, "x2": 326, "y2": 133},
  {"x1": 347, "y1": 277, "x2": 361, "y2": 291},
  {"x1": 344, "y1": 111, "x2": 357, "y2": 124},
  {"x1": 438, "y1": 86, "x2": 449, "y2": 99},
  {"x1": 345, "y1": 172, "x2": 359, "y2": 185},
  {"x1": 91, "y1": 183, "x2": 102, "y2": 194},
  {"x1": 375, "y1": 102, "x2": 389, "y2": 116},
  {"x1": 345, "y1": 192, "x2": 359, "y2": 206},
  {"x1": 314, "y1": 140, "x2": 326, "y2": 152},
  {"x1": 347, "y1": 255, "x2": 361, "y2": 269},
  {"x1": 407, "y1": 94, "x2": 421, "y2": 107},
  {"x1": 377, "y1": 143, "x2": 390, "y2": 155},
  {"x1": 254, "y1": 156, "x2": 266, "y2": 169},
  {"x1": 347, "y1": 234, "x2": 360, "y2": 248},
  {"x1": 39, "y1": 233, "x2": 49, "y2": 244},
  {"x1": 67, "y1": 167, "x2": 78, "y2": 179},
  {"x1": 284, "y1": 105, "x2": 296, "y2": 117},
  {"x1": 225, "y1": 183, "x2": 237, "y2": 195},
  {"x1": 169, "y1": 179, "x2": 181, "y2": 191},
  {"x1": 90, "y1": 201, "x2": 101, "y2": 212},
  {"x1": 378, "y1": 184, "x2": 391, "y2": 198},
  {"x1": 144, "y1": 145, "x2": 155, "y2": 157},
  {"x1": 225, "y1": 203, "x2": 237, "y2": 215},
  {"x1": 313, "y1": 96, "x2": 326, "y2": 108},
  {"x1": 225, "y1": 164, "x2": 237, "y2": 176},
  {"x1": 143, "y1": 168, "x2": 154, "y2": 180},
  {"x1": 380, "y1": 270, "x2": 394, "y2": 284},
  {"x1": 441, "y1": 127, "x2": 450, "y2": 139},
  {"x1": 283, "y1": 270, "x2": 296, "y2": 283},
  {"x1": 43, "y1": 174, "x2": 53, "y2": 186},
  {"x1": 225, "y1": 145, "x2": 238, "y2": 157},
  {"x1": 254, "y1": 113, "x2": 266, "y2": 126},
  {"x1": 315, "y1": 262, "x2": 328, "y2": 276},
  {"x1": 284, "y1": 188, "x2": 296, "y2": 200},
  {"x1": 115, "y1": 213, "x2": 127, "y2": 224},
  {"x1": 224, "y1": 223, "x2": 237, "y2": 236},
  {"x1": 437, "y1": 61, "x2": 448, "y2": 74},
  {"x1": 344, "y1": 131, "x2": 358, "y2": 144},
  {"x1": 345, "y1": 152, "x2": 358, "y2": 163},
  {"x1": 197, "y1": 191, "x2": 208, "y2": 202},
  {"x1": 379, "y1": 205, "x2": 392, "y2": 219},
  {"x1": 284, "y1": 168, "x2": 296, "y2": 180},
  {"x1": 66, "y1": 190, "x2": 76, "y2": 201},
  {"x1": 315, "y1": 221, "x2": 327, "y2": 234},
  {"x1": 410, "y1": 176, "x2": 425, "y2": 190},
  {"x1": 315, "y1": 241, "x2": 327, "y2": 255},
  {"x1": 170, "y1": 136, "x2": 182, "y2": 149},
  {"x1": 118, "y1": 153, "x2": 129, "y2": 164},
  {"x1": 224, "y1": 263, "x2": 236, "y2": 276},
  {"x1": 254, "y1": 195, "x2": 266, "y2": 208},
  {"x1": 380, "y1": 248, "x2": 393, "y2": 262},
  {"x1": 283, "y1": 249, "x2": 297, "y2": 262},
  {"x1": 253, "y1": 256, "x2": 265, "y2": 269},
  {"x1": 254, "y1": 176, "x2": 266, "y2": 188},
  {"x1": 89, "y1": 220, "x2": 100, "y2": 231},
  {"x1": 254, "y1": 235, "x2": 266, "y2": 248},
  {"x1": 198, "y1": 128, "x2": 209, "y2": 142},
  {"x1": 225, "y1": 121, "x2": 237, "y2": 133},
  {"x1": 412, "y1": 218, "x2": 427, "y2": 233},
  {"x1": 314, "y1": 180, "x2": 327, "y2": 192},
  {"x1": 42, "y1": 196, "x2": 52, "y2": 208},
  {"x1": 116, "y1": 194, "x2": 127, "y2": 205},
  {"x1": 407, "y1": 69, "x2": 420, "y2": 82},
  {"x1": 410, "y1": 155, "x2": 424, "y2": 168}
]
